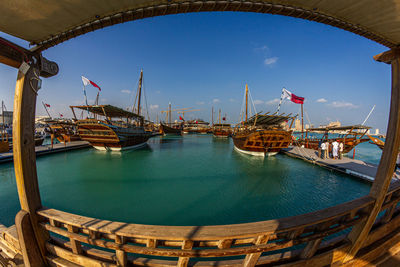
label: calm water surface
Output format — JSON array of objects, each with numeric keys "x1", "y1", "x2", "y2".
[{"x1": 0, "y1": 135, "x2": 371, "y2": 226}]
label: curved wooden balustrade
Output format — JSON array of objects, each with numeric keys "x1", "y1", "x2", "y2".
[{"x1": 33, "y1": 181, "x2": 400, "y2": 266}]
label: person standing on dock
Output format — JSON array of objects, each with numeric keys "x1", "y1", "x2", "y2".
[
  {"x1": 332, "y1": 140, "x2": 339, "y2": 160},
  {"x1": 318, "y1": 140, "x2": 322, "y2": 158},
  {"x1": 325, "y1": 141, "x2": 330, "y2": 159},
  {"x1": 321, "y1": 141, "x2": 326, "y2": 159},
  {"x1": 339, "y1": 142, "x2": 344, "y2": 160}
]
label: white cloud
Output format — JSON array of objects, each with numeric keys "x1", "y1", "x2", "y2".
[
  {"x1": 264, "y1": 57, "x2": 278, "y2": 65},
  {"x1": 253, "y1": 100, "x2": 264, "y2": 105},
  {"x1": 329, "y1": 101, "x2": 358, "y2": 109},
  {"x1": 196, "y1": 101, "x2": 205, "y2": 105},
  {"x1": 229, "y1": 98, "x2": 236, "y2": 102},
  {"x1": 212, "y1": 98, "x2": 220, "y2": 104},
  {"x1": 316, "y1": 98, "x2": 328, "y2": 103},
  {"x1": 254, "y1": 45, "x2": 268, "y2": 52},
  {"x1": 266, "y1": 98, "x2": 280, "y2": 105},
  {"x1": 121, "y1": 90, "x2": 131, "y2": 94},
  {"x1": 150, "y1": 104, "x2": 159, "y2": 110}
]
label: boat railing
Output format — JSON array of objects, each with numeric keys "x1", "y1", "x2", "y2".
[{"x1": 35, "y1": 181, "x2": 400, "y2": 266}]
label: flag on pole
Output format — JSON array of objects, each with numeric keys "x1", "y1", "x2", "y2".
[
  {"x1": 59, "y1": 113, "x2": 63, "y2": 118},
  {"x1": 81, "y1": 76, "x2": 101, "y2": 91},
  {"x1": 44, "y1": 103, "x2": 51, "y2": 107},
  {"x1": 282, "y1": 88, "x2": 304, "y2": 104},
  {"x1": 222, "y1": 117, "x2": 226, "y2": 121},
  {"x1": 179, "y1": 116, "x2": 183, "y2": 120}
]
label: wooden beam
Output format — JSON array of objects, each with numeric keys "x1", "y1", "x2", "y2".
[
  {"x1": 343, "y1": 50, "x2": 400, "y2": 262},
  {"x1": 374, "y1": 48, "x2": 400, "y2": 64},
  {"x1": 13, "y1": 63, "x2": 48, "y2": 262},
  {"x1": 15, "y1": 210, "x2": 46, "y2": 267}
]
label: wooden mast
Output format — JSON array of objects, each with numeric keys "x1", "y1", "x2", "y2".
[
  {"x1": 211, "y1": 106, "x2": 214, "y2": 126},
  {"x1": 219, "y1": 109, "x2": 221, "y2": 124},
  {"x1": 245, "y1": 84, "x2": 249, "y2": 122},
  {"x1": 168, "y1": 102, "x2": 171, "y2": 125},
  {"x1": 137, "y1": 69, "x2": 143, "y2": 117}
]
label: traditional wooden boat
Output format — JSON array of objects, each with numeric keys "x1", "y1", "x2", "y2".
[
  {"x1": 212, "y1": 109, "x2": 231, "y2": 137},
  {"x1": 0, "y1": 133, "x2": 9, "y2": 152},
  {"x1": 232, "y1": 84, "x2": 295, "y2": 156},
  {"x1": 47, "y1": 120, "x2": 81, "y2": 143},
  {"x1": 295, "y1": 125, "x2": 372, "y2": 154},
  {"x1": 368, "y1": 134, "x2": 385, "y2": 150},
  {"x1": 233, "y1": 114, "x2": 294, "y2": 156},
  {"x1": 70, "y1": 70, "x2": 151, "y2": 151},
  {"x1": 160, "y1": 122, "x2": 182, "y2": 135},
  {"x1": 213, "y1": 123, "x2": 232, "y2": 137}
]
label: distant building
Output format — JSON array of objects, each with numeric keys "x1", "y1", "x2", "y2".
[
  {"x1": 294, "y1": 119, "x2": 301, "y2": 131},
  {"x1": 0, "y1": 111, "x2": 13, "y2": 126},
  {"x1": 375, "y1": 129, "x2": 380, "y2": 135},
  {"x1": 327, "y1": 121, "x2": 341, "y2": 127}
]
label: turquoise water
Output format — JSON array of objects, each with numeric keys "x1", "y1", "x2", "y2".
[{"x1": 0, "y1": 135, "x2": 371, "y2": 227}]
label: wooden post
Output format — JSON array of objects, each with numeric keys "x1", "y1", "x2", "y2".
[
  {"x1": 13, "y1": 63, "x2": 48, "y2": 265},
  {"x1": 343, "y1": 49, "x2": 400, "y2": 262}
]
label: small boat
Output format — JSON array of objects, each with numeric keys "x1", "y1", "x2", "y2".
[
  {"x1": 212, "y1": 109, "x2": 231, "y2": 137},
  {"x1": 213, "y1": 124, "x2": 232, "y2": 137},
  {"x1": 232, "y1": 84, "x2": 295, "y2": 156},
  {"x1": 160, "y1": 122, "x2": 182, "y2": 135},
  {"x1": 71, "y1": 70, "x2": 151, "y2": 151}
]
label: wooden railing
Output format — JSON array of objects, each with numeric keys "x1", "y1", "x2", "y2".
[{"x1": 36, "y1": 181, "x2": 400, "y2": 266}]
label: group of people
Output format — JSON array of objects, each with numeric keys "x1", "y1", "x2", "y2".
[{"x1": 319, "y1": 140, "x2": 344, "y2": 160}]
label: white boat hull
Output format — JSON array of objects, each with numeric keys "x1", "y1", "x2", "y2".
[
  {"x1": 93, "y1": 142, "x2": 147, "y2": 151},
  {"x1": 234, "y1": 145, "x2": 278, "y2": 157}
]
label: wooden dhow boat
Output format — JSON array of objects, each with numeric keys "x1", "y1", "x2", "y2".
[
  {"x1": 233, "y1": 113, "x2": 295, "y2": 156},
  {"x1": 232, "y1": 84, "x2": 295, "y2": 156},
  {"x1": 71, "y1": 105, "x2": 151, "y2": 151},
  {"x1": 70, "y1": 70, "x2": 151, "y2": 151},
  {"x1": 368, "y1": 134, "x2": 385, "y2": 150},
  {"x1": 295, "y1": 125, "x2": 372, "y2": 154},
  {"x1": 212, "y1": 109, "x2": 231, "y2": 137},
  {"x1": 160, "y1": 122, "x2": 182, "y2": 135}
]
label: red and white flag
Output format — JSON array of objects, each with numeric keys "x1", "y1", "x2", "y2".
[
  {"x1": 81, "y1": 76, "x2": 101, "y2": 91},
  {"x1": 44, "y1": 103, "x2": 51, "y2": 107},
  {"x1": 179, "y1": 116, "x2": 183, "y2": 120},
  {"x1": 282, "y1": 88, "x2": 304, "y2": 104}
]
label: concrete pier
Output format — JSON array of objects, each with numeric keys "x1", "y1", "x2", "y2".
[
  {"x1": 0, "y1": 141, "x2": 90, "y2": 164},
  {"x1": 282, "y1": 146, "x2": 400, "y2": 183}
]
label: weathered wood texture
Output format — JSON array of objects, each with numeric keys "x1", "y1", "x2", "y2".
[
  {"x1": 344, "y1": 50, "x2": 400, "y2": 262},
  {"x1": 34, "y1": 181, "x2": 400, "y2": 266},
  {"x1": 13, "y1": 64, "x2": 48, "y2": 263},
  {"x1": 15, "y1": 210, "x2": 46, "y2": 267}
]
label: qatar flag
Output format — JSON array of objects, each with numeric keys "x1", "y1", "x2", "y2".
[
  {"x1": 81, "y1": 76, "x2": 101, "y2": 91},
  {"x1": 179, "y1": 116, "x2": 183, "y2": 120},
  {"x1": 44, "y1": 103, "x2": 50, "y2": 107},
  {"x1": 282, "y1": 88, "x2": 304, "y2": 104}
]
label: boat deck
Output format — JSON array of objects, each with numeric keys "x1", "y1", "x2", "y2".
[
  {"x1": 282, "y1": 146, "x2": 400, "y2": 183},
  {"x1": 0, "y1": 141, "x2": 90, "y2": 164}
]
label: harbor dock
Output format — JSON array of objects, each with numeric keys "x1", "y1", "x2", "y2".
[
  {"x1": 0, "y1": 141, "x2": 90, "y2": 164},
  {"x1": 282, "y1": 146, "x2": 400, "y2": 183}
]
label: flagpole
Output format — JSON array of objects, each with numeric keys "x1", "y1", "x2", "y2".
[
  {"x1": 301, "y1": 103, "x2": 304, "y2": 140},
  {"x1": 42, "y1": 101, "x2": 52, "y2": 118}
]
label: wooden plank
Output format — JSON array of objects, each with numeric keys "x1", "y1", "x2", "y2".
[
  {"x1": 15, "y1": 210, "x2": 46, "y2": 267},
  {"x1": 115, "y1": 235, "x2": 127, "y2": 267},
  {"x1": 177, "y1": 240, "x2": 193, "y2": 267},
  {"x1": 13, "y1": 63, "x2": 48, "y2": 261},
  {"x1": 344, "y1": 52, "x2": 400, "y2": 262},
  {"x1": 66, "y1": 225, "x2": 83, "y2": 255},
  {"x1": 46, "y1": 242, "x2": 117, "y2": 267},
  {"x1": 374, "y1": 48, "x2": 400, "y2": 64},
  {"x1": 242, "y1": 235, "x2": 269, "y2": 267}
]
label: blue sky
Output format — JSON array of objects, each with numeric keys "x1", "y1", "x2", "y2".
[{"x1": 0, "y1": 12, "x2": 391, "y2": 132}]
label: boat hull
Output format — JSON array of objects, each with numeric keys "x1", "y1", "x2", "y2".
[
  {"x1": 295, "y1": 137, "x2": 370, "y2": 153},
  {"x1": 77, "y1": 119, "x2": 150, "y2": 151},
  {"x1": 232, "y1": 129, "x2": 292, "y2": 157},
  {"x1": 160, "y1": 123, "x2": 182, "y2": 135}
]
